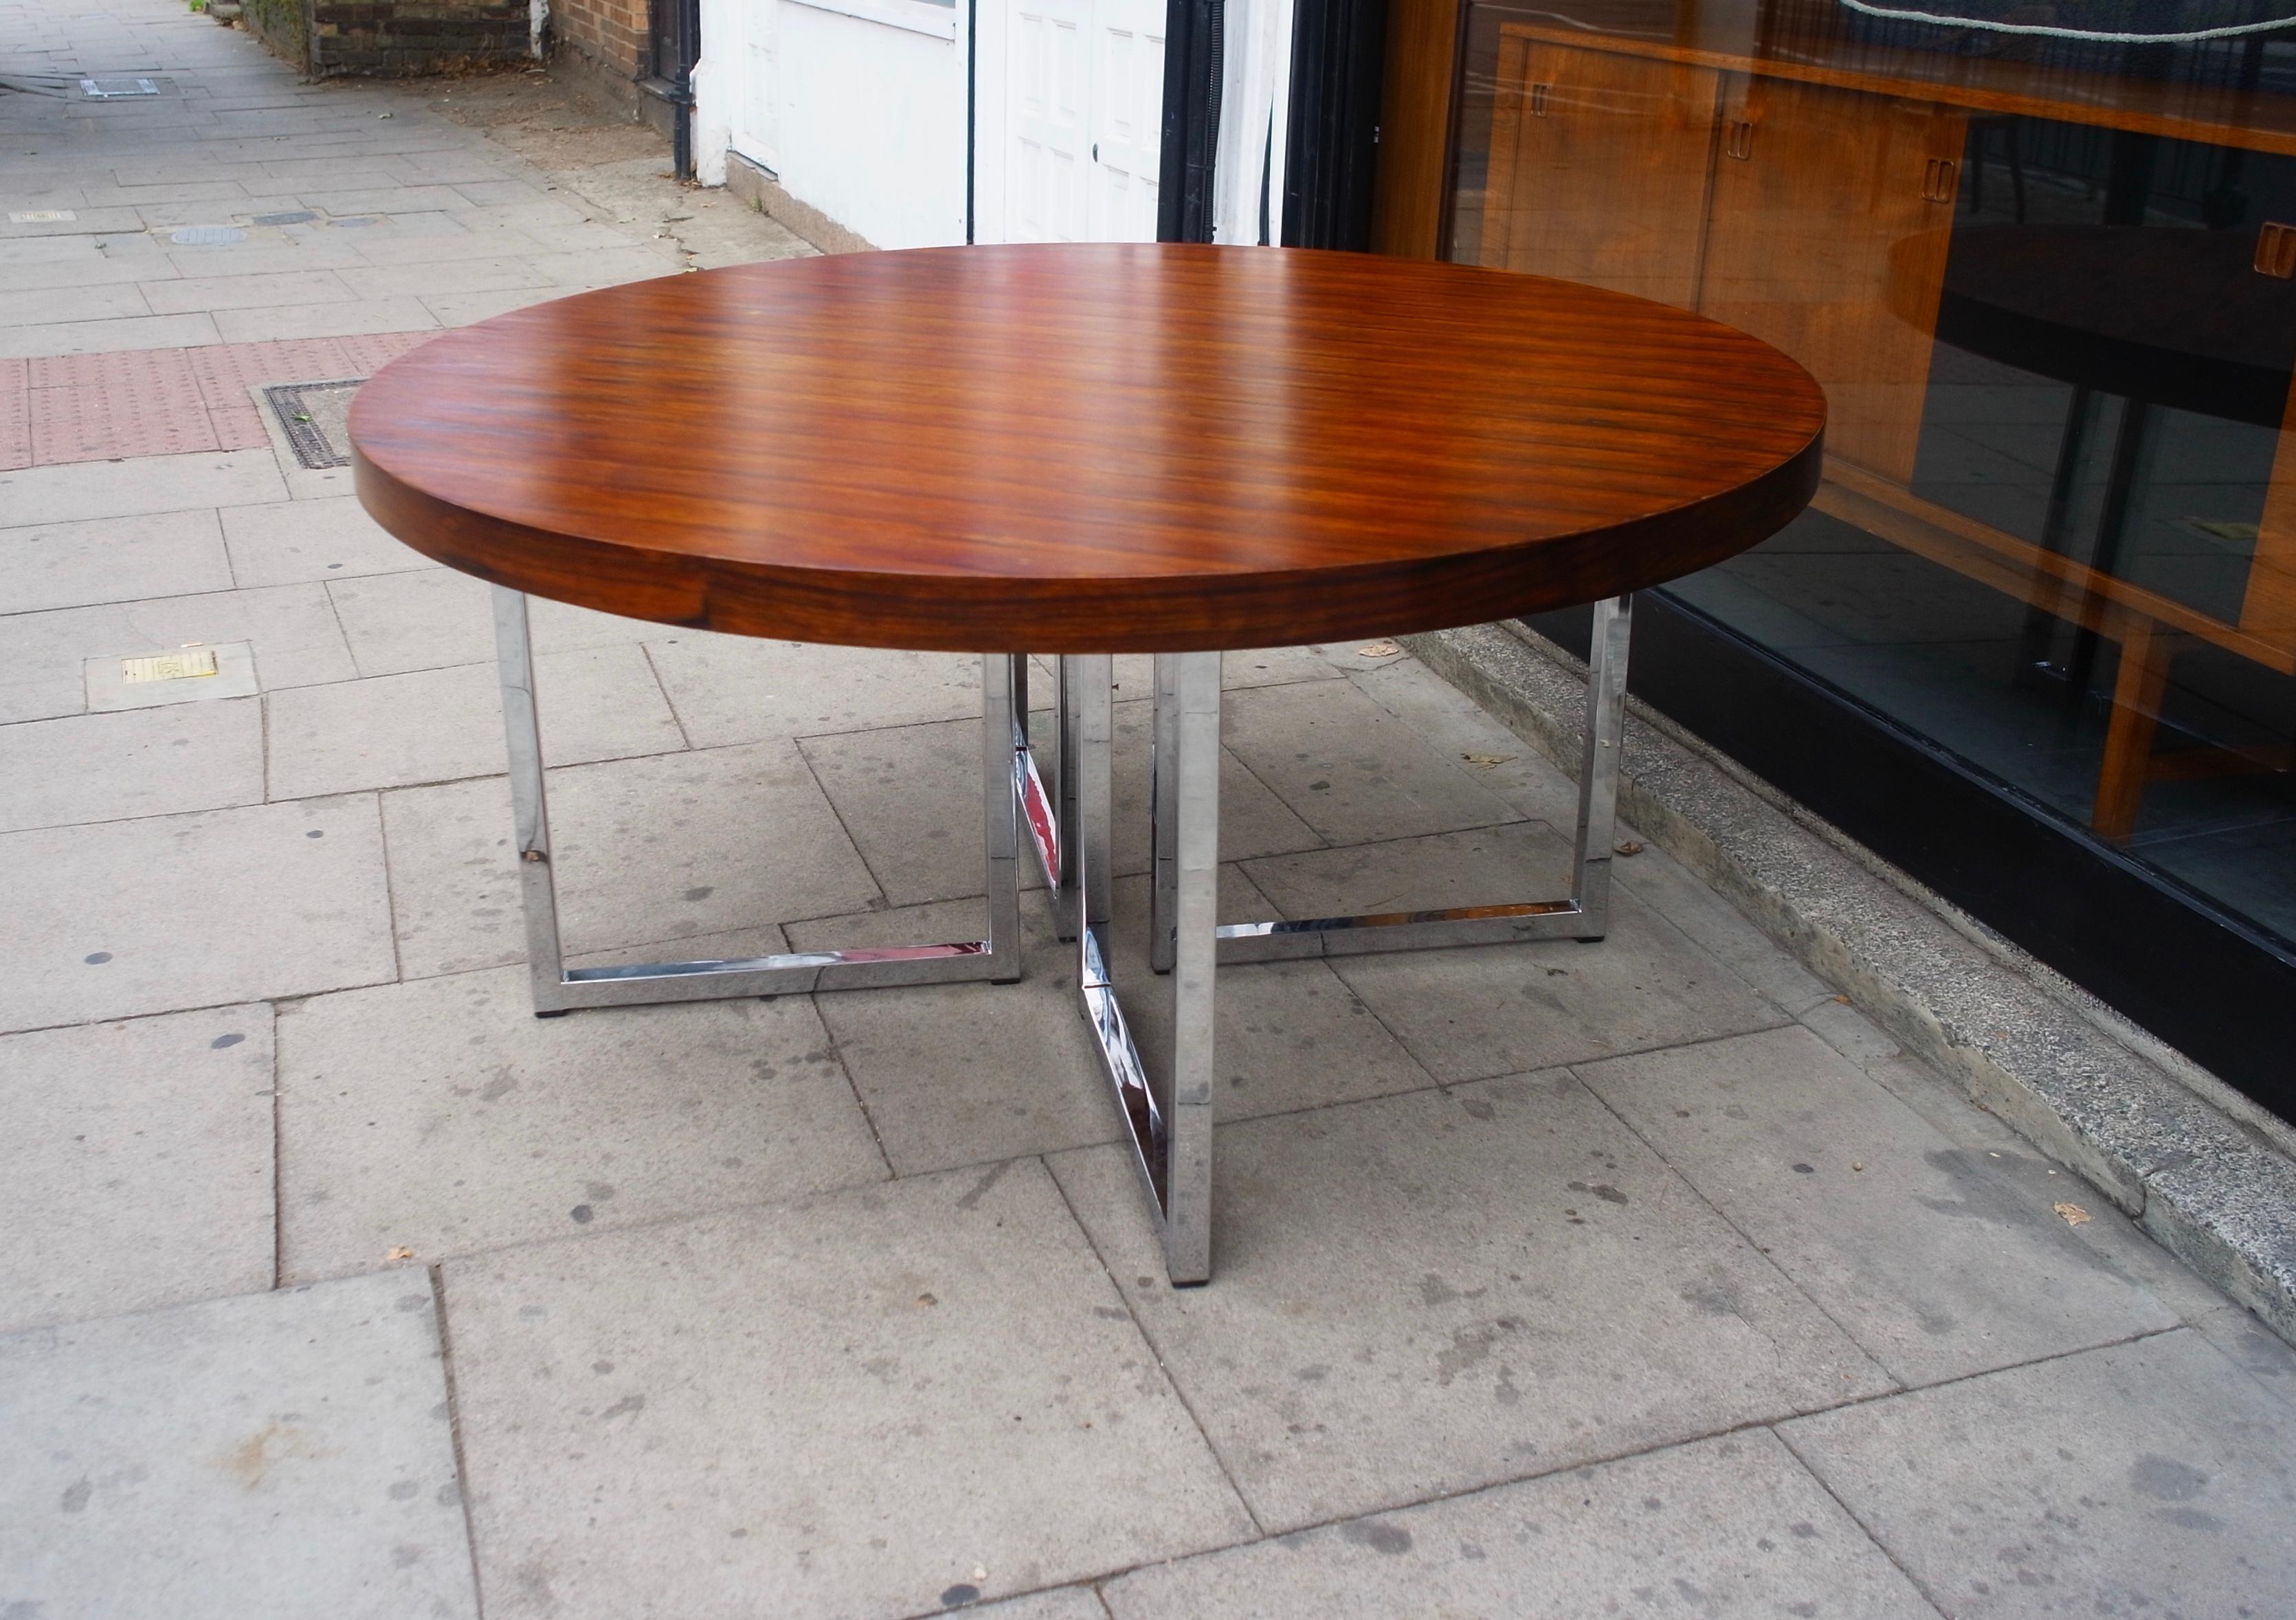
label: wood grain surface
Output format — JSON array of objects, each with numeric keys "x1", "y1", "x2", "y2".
[{"x1": 350, "y1": 243, "x2": 1825, "y2": 652}]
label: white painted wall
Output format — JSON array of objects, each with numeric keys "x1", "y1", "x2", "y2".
[
  {"x1": 693, "y1": 0, "x2": 1300, "y2": 249},
  {"x1": 695, "y1": 0, "x2": 970, "y2": 248}
]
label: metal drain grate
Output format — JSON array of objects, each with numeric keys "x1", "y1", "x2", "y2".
[
  {"x1": 79, "y1": 77, "x2": 160, "y2": 98},
  {"x1": 170, "y1": 225, "x2": 245, "y2": 245},
  {"x1": 263, "y1": 379, "x2": 364, "y2": 469}
]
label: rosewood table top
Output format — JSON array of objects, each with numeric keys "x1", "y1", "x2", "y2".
[{"x1": 348, "y1": 243, "x2": 1825, "y2": 652}]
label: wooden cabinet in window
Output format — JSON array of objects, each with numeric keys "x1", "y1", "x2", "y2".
[
  {"x1": 1478, "y1": 35, "x2": 1718, "y2": 309},
  {"x1": 1696, "y1": 76, "x2": 1965, "y2": 482}
]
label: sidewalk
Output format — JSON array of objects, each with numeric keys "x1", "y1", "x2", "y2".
[{"x1": 3, "y1": 4, "x2": 2293, "y2": 1617}]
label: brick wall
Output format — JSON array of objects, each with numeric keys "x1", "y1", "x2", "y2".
[
  {"x1": 244, "y1": 0, "x2": 531, "y2": 76},
  {"x1": 550, "y1": 0, "x2": 649, "y2": 91},
  {"x1": 310, "y1": 0, "x2": 531, "y2": 75},
  {"x1": 243, "y1": 0, "x2": 312, "y2": 71}
]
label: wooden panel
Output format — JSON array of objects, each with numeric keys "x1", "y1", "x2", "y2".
[
  {"x1": 1818, "y1": 458, "x2": 2296, "y2": 674},
  {"x1": 2245, "y1": 378, "x2": 2296, "y2": 653},
  {"x1": 1370, "y1": 0, "x2": 1457, "y2": 260},
  {"x1": 1699, "y1": 74, "x2": 1963, "y2": 482},
  {"x1": 1479, "y1": 36, "x2": 1718, "y2": 309},
  {"x1": 1493, "y1": 19, "x2": 2296, "y2": 162},
  {"x1": 350, "y1": 245, "x2": 1827, "y2": 653}
]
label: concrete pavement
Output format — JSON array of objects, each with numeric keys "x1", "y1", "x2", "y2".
[{"x1": 2, "y1": 3, "x2": 2293, "y2": 1617}]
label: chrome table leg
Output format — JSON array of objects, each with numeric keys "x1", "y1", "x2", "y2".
[
  {"x1": 1149, "y1": 650, "x2": 1182, "y2": 974},
  {"x1": 1072, "y1": 650, "x2": 1219, "y2": 1285},
  {"x1": 493, "y1": 586, "x2": 1023, "y2": 1013}
]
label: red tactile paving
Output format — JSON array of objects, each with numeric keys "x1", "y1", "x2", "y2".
[
  {"x1": 8, "y1": 330, "x2": 441, "y2": 474},
  {"x1": 0, "y1": 360, "x2": 29, "y2": 473},
  {"x1": 30, "y1": 350, "x2": 219, "y2": 465}
]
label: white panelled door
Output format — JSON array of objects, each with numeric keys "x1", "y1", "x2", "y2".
[
  {"x1": 1086, "y1": 0, "x2": 1162, "y2": 241},
  {"x1": 1011, "y1": 0, "x2": 1089, "y2": 241},
  {"x1": 1003, "y1": 0, "x2": 1161, "y2": 243}
]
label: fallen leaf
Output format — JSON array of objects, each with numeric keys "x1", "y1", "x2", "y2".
[
  {"x1": 2053, "y1": 1202, "x2": 2092, "y2": 1227},
  {"x1": 1612, "y1": 839, "x2": 1644, "y2": 856},
  {"x1": 1357, "y1": 641, "x2": 1401, "y2": 658},
  {"x1": 1461, "y1": 752, "x2": 1515, "y2": 768},
  {"x1": 386, "y1": 1245, "x2": 415, "y2": 1261},
  {"x1": 1834, "y1": 993, "x2": 1851, "y2": 1004}
]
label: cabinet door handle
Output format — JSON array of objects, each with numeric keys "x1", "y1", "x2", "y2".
[
  {"x1": 1921, "y1": 156, "x2": 1957, "y2": 203},
  {"x1": 2257, "y1": 221, "x2": 2296, "y2": 278},
  {"x1": 1530, "y1": 82, "x2": 1550, "y2": 116},
  {"x1": 1726, "y1": 120, "x2": 1753, "y2": 160}
]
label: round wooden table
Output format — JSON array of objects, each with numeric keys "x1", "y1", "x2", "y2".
[{"x1": 350, "y1": 243, "x2": 1825, "y2": 1282}]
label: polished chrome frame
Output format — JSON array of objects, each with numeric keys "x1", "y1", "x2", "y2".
[
  {"x1": 1062, "y1": 597, "x2": 1635, "y2": 1283},
  {"x1": 1153, "y1": 597, "x2": 1634, "y2": 966},
  {"x1": 492, "y1": 586, "x2": 1023, "y2": 1014},
  {"x1": 1066, "y1": 650, "x2": 1221, "y2": 1284}
]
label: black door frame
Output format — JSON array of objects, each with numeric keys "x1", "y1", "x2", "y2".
[{"x1": 1159, "y1": 0, "x2": 1227, "y2": 241}]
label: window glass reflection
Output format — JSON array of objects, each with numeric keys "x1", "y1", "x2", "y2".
[{"x1": 1447, "y1": 0, "x2": 2296, "y2": 947}]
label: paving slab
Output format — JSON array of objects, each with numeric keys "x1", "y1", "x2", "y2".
[
  {"x1": 0, "y1": 1003, "x2": 273, "y2": 1334},
  {"x1": 0, "y1": 505, "x2": 233, "y2": 614},
  {"x1": 1349, "y1": 655, "x2": 1589, "y2": 829},
  {"x1": 141, "y1": 267, "x2": 357, "y2": 314},
  {"x1": 212, "y1": 296, "x2": 436, "y2": 344},
  {"x1": 379, "y1": 741, "x2": 880, "y2": 979},
  {"x1": 0, "y1": 446, "x2": 284, "y2": 528},
  {"x1": 796, "y1": 865, "x2": 1427, "y2": 1171},
  {"x1": 792, "y1": 897, "x2": 1124, "y2": 1175},
  {"x1": 1049, "y1": 1076, "x2": 1892, "y2": 1532},
  {"x1": 2190, "y1": 1302, "x2": 2296, "y2": 1412},
  {"x1": 276, "y1": 963, "x2": 885, "y2": 1279},
  {"x1": 803, "y1": 706, "x2": 1318, "y2": 908},
  {"x1": 964, "y1": 1589, "x2": 1111, "y2": 1620},
  {"x1": 1221, "y1": 678, "x2": 1519, "y2": 845},
  {"x1": 1609, "y1": 839, "x2": 1838, "y2": 1017},
  {"x1": 0, "y1": 1269, "x2": 478, "y2": 1620},
  {"x1": 1579, "y1": 1024, "x2": 2185, "y2": 1386},
  {"x1": 263, "y1": 646, "x2": 684, "y2": 799},
  {"x1": 327, "y1": 566, "x2": 653, "y2": 676},
  {"x1": 0, "y1": 793, "x2": 394, "y2": 1032},
  {"x1": 420, "y1": 285, "x2": 572, "y2": 325},
  {"x1": 8, "y1": 248, "x2": 178, "y2": 290},
  {"x1": 1781, "y1": 1329, "x2": 2296, "y2": 1618},
  {"x1": 1104, "y1": 695, "x2": 1324, "y2": 878},
  {"x1": 218, "y1": 493, "x2": 435, "y2": 586},
  {"x1": 646, "y1": 634, "x2": 983, "y2": 748},
  {"x1": 1101, "y1": 872, "x2": 1445, "y2": 1124},
  {"x1": 0, "y1": 577, "x2": 354, "y2": 722},
  {"x1": 0, "y1": 282, "x2": 153, "y2": 327},
  {"x1": 0, "y1": 694, "x2": 265, "y2": 831},
  {"x1": 1101, "y1": 1429, "x2": 1936, "y2": 1619},
  {"x1": 441, "y1": 1159, "x2": 1253, "y2": 1620},
  {"x1": 332, "y1": 254, "x2": 552, "y2": 300},
  {"x1": 0, "y1": 309, "x2": 220, "y2": 358},
  {"x1": 1249, "y1": 823, "x2": 1787, "y2": 1081}
]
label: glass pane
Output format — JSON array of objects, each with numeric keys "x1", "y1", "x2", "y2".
[{"x1": 1446, "y1": 0, "x2": 2296, "y2": 951}]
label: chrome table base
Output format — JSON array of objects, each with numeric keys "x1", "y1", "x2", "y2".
[
  {"x1": 491, "y1": 588, "x2": 1024, "y2": 1014},
  {"x1": 493, "y1": 586, "x2": 1632, "y2": 1285},
  {"x1": 1022, "y1": 599, "x2": 1636, "y2": 1284}
]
